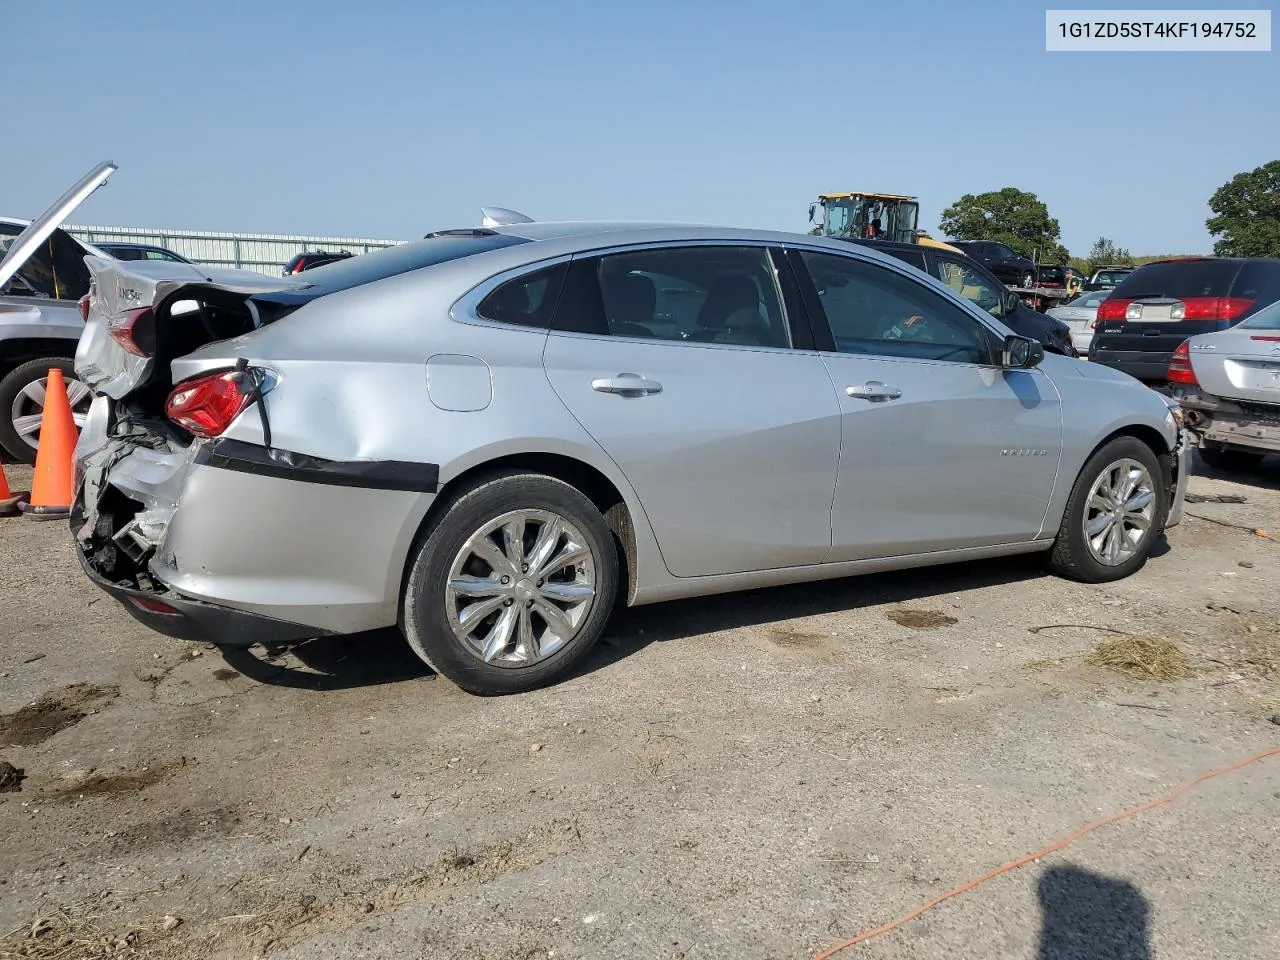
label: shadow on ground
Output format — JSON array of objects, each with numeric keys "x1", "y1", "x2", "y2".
[
  {"x1": 1037, "y1": 863, "x2": 1152, "y2": 959},
  {"x1": 218, "y1": 534, "x2": 1183, "y2": 692}
]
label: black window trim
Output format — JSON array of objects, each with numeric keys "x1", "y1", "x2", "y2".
[{"x1": 783, "y1": 242, "x2": 1008, "y2": 368}]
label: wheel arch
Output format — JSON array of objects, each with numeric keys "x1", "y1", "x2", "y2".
[
  {"x1": 396, "y1": 449, "x2": 649, "y2": 620},
  {"x1": 0, "y1": 337, "x2": 77, "y2": 376}
]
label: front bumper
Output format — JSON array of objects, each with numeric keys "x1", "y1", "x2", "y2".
[{"x1": 1166, "y1": 425, "x2": 1190, "y2": 528}]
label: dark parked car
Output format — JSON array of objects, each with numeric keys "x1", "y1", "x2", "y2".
[
  {"x1": 1036, "y1": 264, "x2": 1067, "y2": 289},
  {"x1": 1090, "y1": 257, "x2": 1280, "y2": 382},
  {"x1": 283, "y1": 250, "x2": 354, "y2": 276},
  {"x1": 1085, "y1": 266, "x2": 1136, "y2": 291},
  {"x1": 946, "y1": 241, "x2": 1037, "y2": 288},
  {"x1": 95, "y1": 242, "x2": 192, "y2": 264},
  {"x1": 844, "y1": 239, "x2": 1077, "y2": 357}
]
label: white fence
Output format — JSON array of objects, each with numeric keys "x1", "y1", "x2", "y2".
[{"x1": 65, "y1": 224, "x2": 405, "y2": 276}]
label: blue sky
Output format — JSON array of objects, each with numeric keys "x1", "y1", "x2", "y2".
[{"x1": 5, "y1": 0, "x2": 1277, "y2": 255}]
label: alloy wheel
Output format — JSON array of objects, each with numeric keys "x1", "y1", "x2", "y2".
[
  {"x1": 11, "y1": 372, "x2": 91, "y2": 454},
  {"x1": 444, "y1": 509, "x2": 598, "y2": 667},
  {"x1": 1082, "y1": 458, "x2": 1156, "y2": 566}
]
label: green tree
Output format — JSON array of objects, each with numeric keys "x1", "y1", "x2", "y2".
[
  {"x1": 940, "y1": 188, "x2": 1066, "y2": 262},
  {"x1": 1206, "y1": 161, "x2": 1280, "y2": 257},
  {"x1": 1085, "y1": 236, "x2": 1133, "y2": 273}
]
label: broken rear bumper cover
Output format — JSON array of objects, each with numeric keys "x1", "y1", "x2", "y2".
[
  {"x1": 72, "y1": 404, "x2": 438, "y2": 646},
  {"x1": 1179, "y1": 392, "x2": 1280, "y2": 455},
  {"x1": 70, "y1": 506, "x2": 332, "y2": 647}
]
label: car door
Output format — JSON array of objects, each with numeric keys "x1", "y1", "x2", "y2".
[
  {"x1": 788, "y1": 246, "x2": 1062, "y2": 562},
  {"x1": 542, "y1": 243, "x2": 841, "y2": 578}
]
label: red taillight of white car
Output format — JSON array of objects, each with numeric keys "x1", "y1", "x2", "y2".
[
  {"x1": 1166, "y1": 340, "x2": 1197, "y2": 385},
  {"x1": 106, "y1": 307, "x2": 155, "y2": 356},
  {"x1": 78, "y1": 294, "x2": 91, "y2": 322},
  {"x1": 166, "y1": 370, "x2": 255, "y2": 438}
]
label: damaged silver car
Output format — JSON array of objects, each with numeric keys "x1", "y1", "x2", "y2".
[
  {"x1": 1169, "y1": 298, "x2": 1280, "y2": 470},
  {"x1": 69, "y1": 168, "x2": 1190, "y2": 694}
]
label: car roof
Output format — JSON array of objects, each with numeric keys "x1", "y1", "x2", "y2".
[{"x1": 98, "y1": 241, "x2": 169, "y2": 250}]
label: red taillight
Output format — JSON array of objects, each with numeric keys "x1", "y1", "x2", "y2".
[
  {"x1": 78, "y1": 294, "x2": 91, "y2": 322},
  {"x1": 107, "y1": 307, "x2": 155, "y2": 356},
  {"x1": 1178, "y1": 296, "x2": 1254, "y2": 321},
  {"x1": 1096, "y1": 298, "x2": 1131, "y2": 322},
  {"x1": 128, "y1": 595, "x2": 182, "y2": 616},
  {"x1": 165, "y1": 370, "x2": 254, "y2": 438},
  {"x1": 1167, "y1": 340, "x2": 1197, "y2": 385}
]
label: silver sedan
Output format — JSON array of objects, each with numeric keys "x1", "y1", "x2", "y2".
[
  {"x1": 1171, "y1": 299, "x2": 1280, "y2": 470},
  {"x1": 69, "y1": 203, "x2": 1189, "y2": 694},
  {"x1": 1046, "y1": 288, "x2": 1111, "y2": 356}
]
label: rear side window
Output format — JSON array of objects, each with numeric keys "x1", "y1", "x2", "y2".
[
  {"x1": 881, "y1": 248, "x2": 927, "y2": 271},
  {"x1": 1111, "y1": 260, "x2": 1240, "y2": 299},
  {"x1": 552, "y1": 246, "x2": 791, "y2": 348},
  {"x1": 1229, "y1": 261, "x2": 1280, "y2": 300},
  {"x1": 0, "y1": 227, "x2": 91, "y2": 301},
  {"x1": 476, "y1": 263, "x2": 567, "y2": 328}
]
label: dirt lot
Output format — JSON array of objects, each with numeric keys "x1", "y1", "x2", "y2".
[{"x1": 2, "y1": 459, "x2": 1278, "y2": 960}]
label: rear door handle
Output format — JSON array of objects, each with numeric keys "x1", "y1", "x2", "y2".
[
  {"x1": 591, "y1": 373, "x2": 664, "y2": 397},
  {"x1": 846, "y1": 381, "x2": 902, "y2": 402}
]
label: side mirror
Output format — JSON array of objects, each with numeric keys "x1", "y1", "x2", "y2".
[
  {"x1": 1002, "y1": 291, "x2": 1021, "y2": 315},
  {"x1": 1002, "y1": 334, "x2": 1044, "y2": 369},
  {"x1": 808, "y1": 203, "x2": 818, "y2": 225}
]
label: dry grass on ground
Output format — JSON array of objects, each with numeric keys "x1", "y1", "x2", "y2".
[{"x1": 1086, "y1": 635, "x2": 1193, "y2": 681}]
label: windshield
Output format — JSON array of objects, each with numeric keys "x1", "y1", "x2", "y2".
[
  {"x1": 1110, "y1": 260, "x2": 1239, "y2": 300},
  {"x1": 1094, "y1": 270, "x2": 1131, "y2": 286},
  {"x1": 1073, "y1": 290, "x2": 1109, "y2": 308},
  {"x1": 1238, "y1": 299, "x2": 1280, "y2": 330},
  {"x1": 823, "y1": 198, "x2": 919, "y2": 243}
]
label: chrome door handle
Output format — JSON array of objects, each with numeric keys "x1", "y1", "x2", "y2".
[
  {"x1": 591, "y1": 373, "x2": 663, "y2": 396},
  {"x1": 846, "y1": 381, "x2": 902, "y2": 402}
]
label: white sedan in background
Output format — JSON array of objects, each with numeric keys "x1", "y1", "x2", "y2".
[{"x1": 1047, "y1": 288, "x2": 1111, "y2": 357}]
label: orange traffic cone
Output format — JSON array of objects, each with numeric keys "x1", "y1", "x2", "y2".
[
  {"x1": 19, "y1": 367, "x2": 79, "y2": 521},
  {"x1": 1, "y1": 457, "x2": 28, "y2": 517}
]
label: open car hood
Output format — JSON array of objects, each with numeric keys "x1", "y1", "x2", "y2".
[{"x1": 0, "y1": 161, "x2": 116, "y2": 289}]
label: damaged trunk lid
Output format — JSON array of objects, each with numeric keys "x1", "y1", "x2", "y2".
[{"x1": 76, "y1": 256, "x2": 306, "y2": 400}]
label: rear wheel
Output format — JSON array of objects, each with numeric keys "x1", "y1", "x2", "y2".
[
  {"x1": 402, "y1": 472, "x2": 618, "y2": 695},
  {"x1": 0, "y1": 358, "x2": 91, "y2": 464},
  {"x1": 1047, "y1": 437, "x2": 1168, "y2": 583},
  {"x1": 1197, "y1": 443, "x2": 1264, "y2": 473}
]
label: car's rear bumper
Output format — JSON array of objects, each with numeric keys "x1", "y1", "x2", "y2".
[
  {"x1": 73, "y1": 406, "x2": 436, "y2": 639},
  {"x1": 70, "y1": 509, "x2": 331, "y2": 647},
  {"x1": 1178, "y1": 391, "x2": 1280, "y2": 455},
  {"x1": 1088, "y1": 349, "x2": 1173, "y2": 382}
]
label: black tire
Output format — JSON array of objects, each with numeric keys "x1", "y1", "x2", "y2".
[
  {"x1": 1020, "y1": 271, "x2": 1035, "y2": 288},
  {"x1": 0, "y1": 357, "x2": 82, "y2": 465},
  {"x1": 401, "y1": 471, "x2": 618, "y2": 695},
  {"x1": 1197, "y1": 443, "x2": 1264, "y2": 473},
  {"x1": 1047, "y1": 436, "x2": 1169, "y2": 583}
]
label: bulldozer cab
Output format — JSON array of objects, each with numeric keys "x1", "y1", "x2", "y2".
[{"x1": 811, "y1": 192, "x2": 920, "y2": 243}]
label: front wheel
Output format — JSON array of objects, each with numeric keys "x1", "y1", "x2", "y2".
[
  {"x1": 1047, "y1": 437, "x2": 1168, "y2": 583},
  {"x1": 402, "y1": 472, "x2": 618, "y2": 695}
]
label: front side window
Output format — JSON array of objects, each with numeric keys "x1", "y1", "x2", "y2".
[
  {"x1": 881, "y1": 247, "x2": 927, "y2": 271},
  {"x1": 933, "y1": 255, "x2": 1005, "y2": 315},
  {"x1": 553, "y1": 246, "x2": 791, "y2": 348},
  {"x1": 800, "y1": 250, "x2": 993, "y2": 364}
]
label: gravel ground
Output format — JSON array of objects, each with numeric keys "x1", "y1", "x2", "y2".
[{"x1": 1, "y1": 458, "x2": 1278, "y2": 960}]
